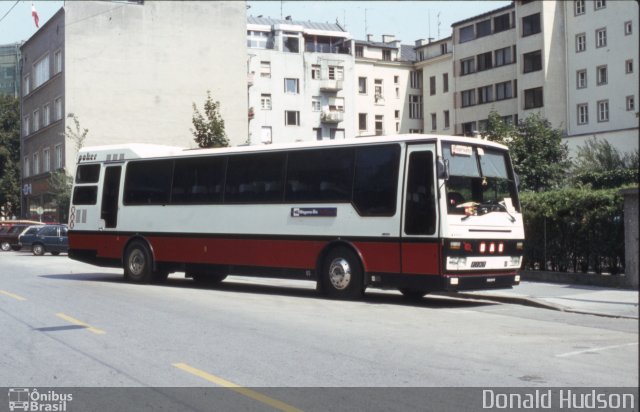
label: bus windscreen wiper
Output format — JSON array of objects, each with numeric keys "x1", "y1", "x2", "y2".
[{"x1": 461, "y1": 200, "x2": 516, "y2": 223}]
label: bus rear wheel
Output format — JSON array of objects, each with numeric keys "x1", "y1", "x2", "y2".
[
  {"x1": 124, "y1": 241, "x2": 153, "y2": 283},
  {"x1": 321, "y1": 247, "x2": 364, "y2": 300}
]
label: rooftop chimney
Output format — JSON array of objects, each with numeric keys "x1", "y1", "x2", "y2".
[
  {"x1": 382, "y1": 34, "x2": 396, "y2": 43},
  {"x1": 367, "y1": 34, "x2": 374, "y2": 42}
]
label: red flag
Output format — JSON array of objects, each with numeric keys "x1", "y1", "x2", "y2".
[{"x1": 32, "y1": 3, "x2": 39, "y2": 28}]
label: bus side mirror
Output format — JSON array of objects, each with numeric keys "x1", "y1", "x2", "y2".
[{"x1": 437, "y1": 158, "x2": 450, "y2": 180}]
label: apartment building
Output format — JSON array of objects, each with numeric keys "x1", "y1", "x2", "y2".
[
  {"x1": 563, "y1": 0, "x2": 639, "y2": 153},
  {"x1": 0, "y1": 43, "x2": 22, "y2": 97},
  {"x1": 246, "y1": 16, "x2": 355, "y2": 144},
  {"x1": 354, "y1": 35, "x2": 422, "y2": 137},
  {"x1": 20, "y1": 1, "x2": 247, "y2": 221},
  {"x1": 415, "y1": 37, "x2": 454, "y2": 135}
]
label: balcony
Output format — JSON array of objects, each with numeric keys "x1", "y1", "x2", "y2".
[
  {"x1": 320, "y1": 111, "x2": 344, "y2": 124},
  {"x1": 319, "y1": 79, "x2": 343, "y2": 92}
]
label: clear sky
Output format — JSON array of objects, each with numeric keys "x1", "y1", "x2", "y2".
[{"x1": 1, "y1": 1, "x2": 511, "y2": 45}]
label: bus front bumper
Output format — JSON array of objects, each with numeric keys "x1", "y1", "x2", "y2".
[{"x1": 443, "y1": 273, "x2": 520, "y2": 292}]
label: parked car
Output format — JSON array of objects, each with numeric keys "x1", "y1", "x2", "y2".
[
  {"x1": 0, "y1": 224, "x2": 32, "y2": 251},
  {"x1": 30, "y1": 224, "x2": 69, "y2": 256},
  {"x1": 17, "y1": 225, "x2": 46, "y2": 251}
]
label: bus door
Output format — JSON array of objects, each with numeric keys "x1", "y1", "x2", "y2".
[
  {"x1": 401, "y1": 144, "x2": 440, "y2": 275},
  {"x1": 100, "y1": 166, "x2": 121, "y2": 229}
]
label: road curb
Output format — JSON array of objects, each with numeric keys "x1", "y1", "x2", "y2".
[{"x1": 451, "y1": 293, "x2": 639, "y2": 320}]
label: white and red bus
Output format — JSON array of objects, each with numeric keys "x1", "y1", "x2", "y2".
[{"x1": 68, "y1": 135, "x2": 524, "y2": 299}]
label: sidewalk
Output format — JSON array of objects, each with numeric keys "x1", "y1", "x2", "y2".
[{"x1": 456, "y1": 281, "x2": 639, "y2": 319}]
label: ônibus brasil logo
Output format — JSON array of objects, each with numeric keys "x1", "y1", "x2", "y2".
[{"x1": 8, "y1": 388, "x2": 72, "y2": 411}]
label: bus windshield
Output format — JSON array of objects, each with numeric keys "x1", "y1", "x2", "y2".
[{"x1": 442, "y1": 142, "x2": 519, "y2": 215}]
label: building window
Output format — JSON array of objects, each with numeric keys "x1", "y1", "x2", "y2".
[
  {"x1": 444, "y1": 110, "x2": 450, "y2": 129},
  {"x1": 395, "y1": 122, "x2": 399, "y2": 133},
  {"x1": 594, "y1": 0, "x2": 606, "y2": 10},
  {"x1": 33, "y1": 54, "x2": 50, "y2": 89},
  {"x1": 493, "y1": 13, "x2": 510, "y2": 33},
  {"x1": 283, "y1": 34, "x2": 300, "y2": 53},
  {"x1": 495, "y1": 46, "x2": 513, "y2": 66},
  {"x1": 523, "y1": 50, "x2": 542, "y2": 73},
  {"x1": 395, "y1": 110, "x2": 400, "y2": 119},
  {"x1": 460, "y1": 58, "x2": 475, "y2": 75},
  {"x1": 429, "y1": 76, "x2": 436, "y2": 95},
  {"x1": 597, "y1": 100, "x2": 609, "y2": 122},
  {"x1": 260, "y1": 94, "x2": 272, "y2": 110},
  {"x1": 382, "y1": 49, "x2": 391, "y2": 61},
  {"x1": 524, "y1": 87, "x2": 543, "y2": 109},
  {"x1": 312, "y1": 96, "x2": 321, "y2": 112},
  {"x1": 430, "y1": 113, "x2": 437, "y2": 130},
  {"x1": 23, "y1": 115, "x2": 29, "y2": 136},
  {"x1": 597, "y1": 65, "x2": 607, "y2": 85},
  {"x1": 33, "y1": 109, "x2": 40, "y2": 132},
  {"x1": 440, "y1": 43, "x2": 448, "y2": 54},
  {"x1": 358, "y1": 113, "x2": 367, "y2": 131},
  {"x1": 43, "y1": 103, "x2": 50, "y2": 127},
  {"x1": 626, "y1": 95, "x2": 635, "y2": 111},
  {"x1": 55, "y1": 144, "x2": 63, "y2": 169},
  {"x1": 409, "y1": 95, "x2": 423, "y2": 119},
  {"x1": 461, "y1": 89, "x2": 475, "y2": 107},
  {"x1": 394, "y1": 75, "x2": 399, "y2": 85},
  {"x1": 596, "y1": 28, "x2": 607, "y2": 48},
  {"x1": 577, "y1": 103, "x2": 589, "y2": 124},
  {"x1": 496, "y1": 81, "x2": 513, "y2": 100},
  {"x1": 459, "y1": 25, "x2": 474, "y2": 43},
  {"x1": 285, "y1": 110, "x2": 300, "y2": 126},
  {"x1": 626, "y1": 59, "x2": 633, "y2": 74},
  {"x1": 576, "y1": 33, "x2": 586, "y2": 52},
  {"x1": 625, "y1": 21, "x2": 632, "y2": 35},
  {"x1": 355, "y1": 46, "x2": 363, "y2": 57},
  {"x1": 33, "y1": 152, "x2": 39, "y2": 175},
  {"x1": 461, "y1": 121, "x2": 476, "y2": 136},
  {"x1": 476, "y1": 19, "x2": 491, "y2": 38},
  {"x1": 442, "y1": 73, "x2": 449, "y2": 93},
  {"x1": 522, "y1": 13, "x2": 541, "y2": 37},
  {"x1": 410, "y1": 71, "x2": 422, "y2": 89},
  {"x1": 284, "y1": 78, "x2": 299, "y2": 94},
  {"x1": 575, "y1": 0, "x2": 585, "y2": 15},
  {"x1": 328, "y1": 66, "x2": 344, "y2": 80},
  {"x1": 374, "y1": 79, "x2": 384, "y2": 103},
  {"x1": 54, "y1": 97, "x2": 63, "y2": 121},
  {"x1": 576, "y1": 69, "x2": 587, "y2": 89},
  {"x1": 54, "y1": 50, "x2": 62, "y2": 74},
  {"x1": 261, "y1": 126, "x2": 273, "y2": 144},
  {"x1": 23, "y1": 75, "x2": 30, "y2": 96},
  {"x1": 24, "y1": 157, "x2": 30, "y2": 178},
  {"x1": 375, "y1": 115, "x2": 384, "y2": 135},
  {"x1": 260, "y1": 61, "x2": 271, "y2": 78},
  {"x1": 311, "y1": 65, "x2": 321, "y2": 80},
  {"x1": 358, "y1": 77, "x2": 367, "y2": 94},
  {"x1": 247, "y1": 30, "x2": 269, "y2": 49},
  {"x1": 395, "y1": 87, "x2": 400, "y2": 99},
  {"x1": 477, "y1": 52, "x2": 492, "y2": 71},
  {"x1": 478, "y1": 85, "x2": 493, "y2": 104},
  {"x1": 43, "y1": 147, "x2": 50, "y2": 173}
]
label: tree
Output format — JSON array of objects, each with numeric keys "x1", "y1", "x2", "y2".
[
  {"x1": 0, "y1": 95, "x2": 21, "y2": 219},
  {"x1": 64, "y1": 114, "x2": 89, "y2": 153},
  {"x1": 485, "y1": 111, "x2": 570, "y2": 192},
  {"x1": 191, "y1": 91, "x2": 229, "y2": 148},
  {"x1": 48, "y1": 170, "x2": 73, "y2": 223},
  {"x1": 571, "y1": 137, "x2": 639, "y2": 189}
]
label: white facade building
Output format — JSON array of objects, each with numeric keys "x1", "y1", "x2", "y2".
[{"x1": 246, "y1": 16, "x2": 355, "y2": 144}]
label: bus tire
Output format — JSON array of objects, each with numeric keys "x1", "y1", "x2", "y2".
[
  {"x1": 399, "y1": 288, "x2": 428, "y2": 300},
  {"x1": 32, "y1": 243, "x2": 45, "y2": 256},
  {"x1": 124, "y1": 241, "x2": 153, "y2": 283},
  {"x1": 321, "y1": 246, "x2": 364, "y2": 300}
]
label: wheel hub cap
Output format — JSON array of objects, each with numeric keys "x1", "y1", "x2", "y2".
[{"x1": 329, "y1": 258, "x2": 351, "y2": 290}]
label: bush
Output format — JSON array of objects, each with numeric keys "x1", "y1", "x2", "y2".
[{"x1": 520, "y1": 188, "x2": 625, "y2": 274}]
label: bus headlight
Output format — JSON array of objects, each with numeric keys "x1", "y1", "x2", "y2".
[
  {"x1": 510, "y1": 256, "x2": 521, "y2": 267},
  {"x1": 447, "y1": 257, "x2": 466, "y2": 269}
]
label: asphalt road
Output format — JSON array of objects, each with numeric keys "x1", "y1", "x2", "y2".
[{"x1": 1, "y1": 251, "x2": 638, "y2": 409}]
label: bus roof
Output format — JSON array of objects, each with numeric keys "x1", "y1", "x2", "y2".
[{"x1": 77, "y1": 135, "x2": 509, "y2": 163}]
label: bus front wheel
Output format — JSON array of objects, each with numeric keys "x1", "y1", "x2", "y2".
[
  {"x1": 124, "y1": 241, "x2": 153, "y2": 283},
  {"x1": 321, "y1": 247, "x2": 364, "y2": 300}
]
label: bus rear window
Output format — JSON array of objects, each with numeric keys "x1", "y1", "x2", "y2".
[
  {"x1": 73, "y1": 186, "x2": 98, "y2": 205},
  {"x1": 76, "y1": 164, "x2": 101, "y2": 183}
]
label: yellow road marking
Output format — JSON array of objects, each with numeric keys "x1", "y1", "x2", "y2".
[
  {"x1": 56, "y1": 313, "x2": 106, "y2": 335},
  {"x1": 172, "y1": 362, "x2": 302, "y2": 412},
  {"x1": 0, "y1": 289, "x2": 26, "y2": 301}
]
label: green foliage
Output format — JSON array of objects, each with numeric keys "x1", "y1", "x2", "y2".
[
  {"x1": 520, "y1": 188, "x2": 625, "y2": 274},
  {"x1": 191, "y1": 91, "x2": 228, "y2": 148},
  {"x1": 485, "y1": 111, "x2": 570, "y2": 192},
  {"x1": 48, "y1": 170, "x2": 73, "y2": 223},
  {"x1": 64, "y1": 114, "x2": 89, "y2": 153},
  {"x1": 571, "y1": 137, "x2": 639, "y2": 189},
  {"x1": 0, "y1": 95, "x2": 21, "y2": 218}
]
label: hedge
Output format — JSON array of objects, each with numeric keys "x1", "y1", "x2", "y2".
[{"x1": 520, "y1": 187, "x2": 625, "y2": 274}]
